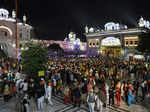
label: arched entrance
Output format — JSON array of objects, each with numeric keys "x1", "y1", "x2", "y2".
[
  {"x1": 0, "y1": 25, "x2": 16, "y2": 58},
  {"x1": 101, "y1": 37, "x2": 122, "y2": 57}
]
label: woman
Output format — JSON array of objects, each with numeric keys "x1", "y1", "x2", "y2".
[
  {"x1": 116, "y1": 81, "x2": 121, "y2": 107},
  {"x1": 3, "y1": 84, "x2": 10, "y2": 102},
  {"x1": 127, "y1": 84, "x2": 135, "y2": 106},
  {"x1": 64, "y1": 86, "x2": 71, "y2": 104}
]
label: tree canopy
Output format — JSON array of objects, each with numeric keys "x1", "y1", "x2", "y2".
[{"x1": 21, "y1": 42, "x2": 48, "y2": 79}]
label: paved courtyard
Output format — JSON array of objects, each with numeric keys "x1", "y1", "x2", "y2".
[{"x1": 0, "y1": 94, "x2": 150, "y2": 112}]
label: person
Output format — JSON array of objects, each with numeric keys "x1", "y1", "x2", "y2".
[
  {"x1": 109, "y1": 84, "x2": 115, "y2": 106},
  {"x1": 88, "y1": 81, "x2": 93, "y2": 94},
  {"x1": 23, "y1": 94, "x2": 30, "y2": 112},
  {"x1": 116, "y1": 82, "x2": 121, "y2": 107},
  {"x1": 37, "y1": 79, "x2": 45, "y2": 111},
  {"x1": 64, "y1": 86, "x2": 71, "y2": 104},
  {"x1": 73, "y1": 85, "x2": 81, "y2": 107},
  {"x1": 3, "y1": 84, "x2": 10, "y2": 102},
  {"x1": 87, "y1": 89, "x2": 96, "y2": 112},
  {"x1": 127, "y1": 84, "x2": 135, "y2": 106},
  {"x1": 133, "y1": 81, "x2": 140, "y2": 101},
  {"x1": 37, "y1": 88, "x2": 45, "y2": 111},
  {"x1": 46, "y1": 81, "x2": 53, "y2": 105},
  {"x1": 95, "y1": 89, "x2": 103, "y2": 112},
  {"x1": 81, "y1": 81, "x2": 87, "y2": 104},
  {"x1": 52, "y1": 78, "x2": 57, "y2": 96},
  {"x1": 56, "y1": 79, "x2": 62, "y2": 95},
  {"x1": 23, "y1": 79, "x2": 28, "y2": 94},
  {"x1": 141, "y1": 81, "x2": 147, "y2": 101},
  {"x1": 123, "y1": 82, "x2": 128, "y2": 103},
  {"x1": 28, "y1": 78, "x2": 35, "y2": 99},
  {"x1": 105, "y1": 82, "x2": 109, "y2": 106}
]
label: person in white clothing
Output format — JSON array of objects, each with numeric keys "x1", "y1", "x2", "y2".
[
  {"x1": 87, "y1": 89, "x2": 96, "y2": 112},
  {"x1": 15, "y1": 72, "x2": 21, "y2": 80},
  {"x1": 46, "y1": 82, "x2": 53, "y2": 105},
  {"x1": 23, "y1": 94, "x2": 30, "y2": 112},
  {"x1": 37, "y1": 79, "x2": 45, "y2": 111},
  {"x1": 95, "y1": 94, "x2": 103, "y2": 112},
  {"x1": 37, "y1": 96, "x2": 44, "y2": 110},
  {"x1": 23, "y1": 80, "x2": 28, "y2": 93},
  {"x1": 105, "y1": 83, "x2": 109, "y2": 106}
]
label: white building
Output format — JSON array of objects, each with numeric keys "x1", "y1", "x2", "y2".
[
  {"x1": 85, "y1": 17, "x2": 149, "y2": 59},
  {"x1": 0, "y1": 8, "x2": 32, "y2": 58}
]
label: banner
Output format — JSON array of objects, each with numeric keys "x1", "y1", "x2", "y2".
[{"x1": 38, "y1": 71, "x2": 44, "y2": 77}]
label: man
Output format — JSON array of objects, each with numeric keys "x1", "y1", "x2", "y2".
[
  {"x1": 141, "y1": 81, "x2": 147, "y2": 101},
  {"x1": 37, "y1": 79, "x2": 45, "y2": 111},
  {"x1": 127, "y1": 84, "x2": 135, "y2": 106},
  {"x1": 105, "y1": 82, "x2": 109, "y2": 106},
  {"x1": 109, "y1": 85, "x2": 115, "y2": 106},
  {"x1": 23, "y1": 94, "x2": 30, "y2": 112},
  {"x1": 46, "y1": 81, "x2": 53, "y2": 105},
  {"x1": 73, "y1": 85, "x2": 81, "y2": 107},
  {"x1": 87, "y1": 89, "x2": 96, "y2": 112},
  {"x1": 23, "y1": 79, "x2": 28, "y2": 94}
]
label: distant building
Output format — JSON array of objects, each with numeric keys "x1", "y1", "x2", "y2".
[
  {"x1": 0, "y1": 8, "x2": 32, "y2": 58},
  {"x1": 85, "y1": 17, "x2": 150, "y2": 60},
  {"x1": 33, "y1": 32, "x2": 87, "y2": 57}
]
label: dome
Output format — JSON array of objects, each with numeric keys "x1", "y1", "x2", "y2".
[
  {"x1": 101, "y1": 37, "x2": 121, "y2": 46},
  {"x1": 89, "y1": 27, "x2": 94, "y2": 32},
  {"x1": 0, "y1": 8, "x2": 9, "y2": 19}
]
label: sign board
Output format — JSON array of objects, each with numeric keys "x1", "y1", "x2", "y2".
[{"x1": 38, "y1": 71, "x2": 44, "y2": 77}]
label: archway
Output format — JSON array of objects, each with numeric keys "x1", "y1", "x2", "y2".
[{"x1": 101, "y1": 37, "x2": 122, "y2": 57}]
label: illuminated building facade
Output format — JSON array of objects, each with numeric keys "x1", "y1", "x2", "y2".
[
  {"x1": 32, "y1": 32, "x2": 87, "y2": 53},
  {"x1": 85, "y1": 17, "x2": 150, "y2": 59},
  {"x1": 0, "y1": 8, "x2": 32, "y2": 58}
]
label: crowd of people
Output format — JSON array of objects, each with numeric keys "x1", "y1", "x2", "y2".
[{"x1": 0, "y1": 57, "x2": 150, "y2": 112}]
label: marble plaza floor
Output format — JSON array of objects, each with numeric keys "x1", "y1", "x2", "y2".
[{"x1": 0, "y1": 94, "x2": 150, "y2": 112}]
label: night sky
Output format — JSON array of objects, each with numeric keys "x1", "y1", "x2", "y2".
[{"x1": 1, "y1": 0, "x2": 150, "y2": 41}]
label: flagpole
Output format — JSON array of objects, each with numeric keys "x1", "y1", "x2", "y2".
[{"x1": 15, "y1": 0, "x2": 18, "y2": 58}]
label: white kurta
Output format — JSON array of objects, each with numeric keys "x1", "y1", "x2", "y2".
[{"x1": 46, "y1": 86, "x2": 53, "y2": 105}]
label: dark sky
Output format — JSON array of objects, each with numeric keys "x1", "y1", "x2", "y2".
[{"x1": 1, "y1": 0, "x2": 150, "y2": 41}]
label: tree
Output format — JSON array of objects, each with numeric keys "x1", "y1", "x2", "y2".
[
  {"x1": 21, "y1": 42, "x2": 48, "y2": 79},
  {"x1": 137, "y1": 30, "x2": 150, "y2": 54}
]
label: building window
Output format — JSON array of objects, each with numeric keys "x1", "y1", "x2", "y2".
[
  {"x1": 89, "y1": 43, "x2": 92, "y2": 47},
  {"x1": 93, "y1": 43, "x2": 95, "y2": 47},
  {"x1": 4, "y1": 32, "x2": 7, "y2": 36},
  {"x1": 134, "y1": 41, "x2": 138, "y2": 45},
  {"x1": 130, "y1": 41, "x2": 133, "y2": 45},
  {"x1": 19, "y1": 33, "x2": 22, "y2": 39},
  {"x1": 126, "y1": 41, "x2": 128, "y2": 45}
]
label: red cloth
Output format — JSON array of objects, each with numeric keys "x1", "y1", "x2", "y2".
[
  {"x1": 40, "y1": 81, "x2": 45, "y2": 85},
  {"x1": 116, "y1": 87, "x2": 121, "y2": 102},
  {"x1": 88, "y1": 83, "x2": 92, "y2": 93},
  {"x1": 64, "y1": 90, "x2": 71, "y2": 104},
  {"x1": 13, "y1": 86, "x2": 17, "y2": 92},
  {"x1": 147, "y1": 80, "x2": 150, "y2": 84},
  {"x1": 3, "y1": 65, "x2": 7, "y2": 72}
]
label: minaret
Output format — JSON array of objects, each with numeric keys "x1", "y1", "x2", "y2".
[
  {"x1": 23, "y1": 15, "x2": 27, "y2": 24},
  {"x1": 12, "y1": 10, "x2": 16, "y2": 18},
  {"x1": 85, "y1": 25, "x2": 89, "y2": 33},
  {"x1": 139, "y1": 16, "x2": 145, "y2": 27}
]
